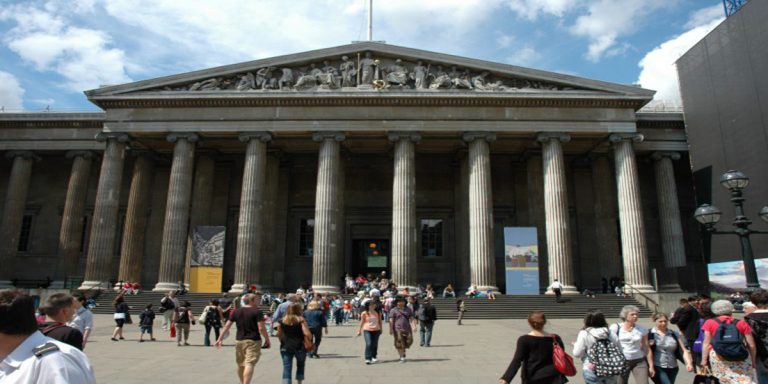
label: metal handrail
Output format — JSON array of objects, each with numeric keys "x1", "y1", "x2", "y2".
[{"x1": 623, "y1": 282, "x2": 660, "y2": 314}]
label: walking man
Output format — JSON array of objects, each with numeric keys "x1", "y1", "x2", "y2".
[
  {"x1": 389, "y1": 297, "x2": 414, "y2": 362},
  {"x1": 417, "y1": 298, "x2": 437, "y2": 347},
  {"x1": 159, "y1": 291, "x2": 178, "y2": 331},
  {"x1": 67, "y1": 294, "x2": 93, "y2": 349},
  {"x1": 549, "y1": 278, "x2": 563, "y2": 303},
  {"x1": 38, "y1": 293, "x2": 84, "y2": 350},
  {"x1": 215, "y1": 293, "x2": 270, "y2": 384}
]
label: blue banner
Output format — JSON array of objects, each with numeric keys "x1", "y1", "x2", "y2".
[{"x1": 504, "y1": 227, "x2": 539, "y2": 295}]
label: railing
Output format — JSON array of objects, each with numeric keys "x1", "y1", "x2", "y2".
[{"x1": 623, "y1": 283, "x2": 660, "y2": 314}]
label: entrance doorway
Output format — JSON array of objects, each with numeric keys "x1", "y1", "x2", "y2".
[{"x1": 353, "y1": 239, "x2": 389, "y2": 278}]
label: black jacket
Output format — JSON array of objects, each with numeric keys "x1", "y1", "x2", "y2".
[
  {"x1": 419, "y1": 303, "x2": 438, "y2": 322},
  {"x1": 670, "y1": 304, "x2": 700, "y2": 342}
]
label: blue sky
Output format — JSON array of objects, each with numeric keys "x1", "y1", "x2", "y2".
[{"x1": 0, "y1": 0, "x2": 726, "y2": 112}]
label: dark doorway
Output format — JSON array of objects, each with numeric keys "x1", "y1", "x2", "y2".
[{"x1": 353, "y1": 239, "x2": 389, "y2": 278}]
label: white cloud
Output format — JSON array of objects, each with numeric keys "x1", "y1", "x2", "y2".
[
  {"x1": 496, "y1": 33, "x2": 514, "y2": 48},
  {"x1": 0, "y1": 3, "x2": 131, "y2": 92},
  {"x1": 636, "y1": 4, "x2": 723, "y2": 105},
  {"x1": 505, "y1": 0, "x2": 580, "y2": 20},
  {"x1": 506, "y1": 46, "x2": 542, "y2": 67},
  {"x1": 0, "y1": 71, "x2": 25, "y2": 110}
]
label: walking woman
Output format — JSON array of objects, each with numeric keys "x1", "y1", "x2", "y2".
[
  {"x1": 278, "y1": 302, "x2": 312, "y2": 384},
  {"x1": 356, "y1": 300, "x2": 383, "y2": 364},
  {"x1": 649, "y1": 312, "x2": 693, "y2": 384},
  {"x1": 173, "y1": 300, "x2": 195, "y2": 346},
  {"x1": 609, "y1": 305, "x2": 655, "y2": 384},
  {"x1": 500, "y1": 311, "x2": 567, "y2": 384},
  {"x1": 201, "y1": 299, "x2": 224, "y2": 347},
  {"x1": 303, "y1": 300, "x2": 327, "y2": 358},
  {"x1": 456, "y1": 299, "x2": 466, "y2": 325},
  {"x1": 701, "y1": 300, "x2": 757, "y2": 383},
  {"x1": 572, "y1": 310, "x2": 621, "y2": 384},
  {"x1": 111, "y1": 294, "x2": 130, "y2": 341}
]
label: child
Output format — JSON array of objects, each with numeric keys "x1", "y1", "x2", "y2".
[{"x1": 139, "y1": 303, "x2": 156, "y2": 342}]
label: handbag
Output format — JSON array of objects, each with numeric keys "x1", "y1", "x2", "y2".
[
  {"x1": 692, "y1": 366, "x2": 720, "y2": 384},
  {"x1": 303, "y1": 333, "x2": 314, "y2": 352},
  {"x1": 552, "y1": 334, "x2": 577, "y2": 377},
  {"x1": 198, "y1": 306, "x2": 209, "y2": 324}
]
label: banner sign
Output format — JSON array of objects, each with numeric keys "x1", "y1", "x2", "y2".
[
  {"x1": 191, "y1": 226, "x2": 225, "y2": 293},
  {"x1": 504, "y1": 227, "x2": 540, "y2": 295}
]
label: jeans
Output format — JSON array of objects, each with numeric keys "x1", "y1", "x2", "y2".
[
  {"x1": 363, "y1": 330, "x2": 381, "y2": 360},
  {"x1": 651, "y1": 366, "x2": 678, "y2": 384},
  {"x1": 583, "y1": 369, "x2": 619, "y2": 384},
  {"x1": 756, "y1": 362, "x2": 768, "y2": 384},
  {"x1": 203, "y1": 324, "x2": 220, "y2": 346},
  {"x1": 280, "y1": 350, "x2": 306, "y2": 384},
  {"x1": 310, "y1": 327, "x2": 323, "y2": 355},
  {"x1": 419, "y1": 321, "x2": 434, "y2": 346}
]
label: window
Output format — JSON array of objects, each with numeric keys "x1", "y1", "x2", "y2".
[
  {"x1": 299, "y1": 218, "x2": 315, "y2": 257},
  {"x1": 421, "y1": 219, "x2": 443, "y2": 257},
  {"x1": 17, "y1": 215, "x2": 33, "y2": 252}
]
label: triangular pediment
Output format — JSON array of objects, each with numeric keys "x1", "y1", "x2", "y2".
[{"x1": 86, "y1": 42, "x2": 654, "y2": 100}]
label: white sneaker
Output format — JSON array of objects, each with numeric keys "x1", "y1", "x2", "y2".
[
  {"x1": 365, "y1": 359, "x2": 371, "y2": 365},
  {"x1": 371, "y1": 358, "x2": 377, "y2": 363},
  {"x1": 399, "y1": 357, "x2": 406, "y2": 363}
]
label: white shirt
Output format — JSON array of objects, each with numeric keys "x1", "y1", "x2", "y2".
[
  {"x1": 610, "y1": 323, "x2": 648, "y2": 360},
  {"x1": 550, "y1": 281, "x2": 563, "y2": 290},
  {"x1": 0, "y1": 331, "x2": 95, "y2": 384},
  {"x1": 68, "y1": 306, "x2": 94, "y2": 334}
]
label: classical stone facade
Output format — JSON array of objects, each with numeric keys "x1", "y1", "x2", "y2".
[{"x1": 0, "y1": 43, "x2": 706, "y2": 293}]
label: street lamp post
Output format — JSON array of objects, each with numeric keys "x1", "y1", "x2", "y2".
[{"x1": 694, "y1": 170, "x2": 768, "y2": 291}]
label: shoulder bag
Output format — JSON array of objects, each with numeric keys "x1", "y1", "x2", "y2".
[{"x1": 552, "y1": 334, "x2": 577, "y2": 376}]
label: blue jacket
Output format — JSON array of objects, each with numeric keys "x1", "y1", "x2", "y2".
[{"x1": 304, "y1": 309, "x2": 327, "y2": 330}]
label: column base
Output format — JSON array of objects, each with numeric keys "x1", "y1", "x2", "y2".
[
  {"x1": 77, "y1": 280, "x2": 111, "y2": 291},
  {"x1": 659, "y1": 283, "x2": 683, "y2": 293},
  {"x1": 474, "y1": 285, "x2": 500, "y2": 294},
  {"x1": 311, "y1": 285, "x2": 340, "y2": 294},
  {"x1": 228, "y1": 283, "x2": 265, "y2": 294},
  {"x1": 153, "y1": 281, "x2": 182, "y2": 292},
  {"x1": 545, "y1": 286, "x2": 579, "y2": 295},
  {"x1": 0, "y1": 280, "x2": 14, "y2": 289}
]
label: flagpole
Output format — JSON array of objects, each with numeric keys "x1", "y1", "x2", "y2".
[{"x1": 368, "y1": 0, "x2": 373, "y2": 41}]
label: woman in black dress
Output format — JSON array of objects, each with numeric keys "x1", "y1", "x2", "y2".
[
  {"x1": 500, "y1": 311, "x2": 567, "y2": 384},
  {"x1": 111, "y1": 294, "x2": 130, "y2": 341}
]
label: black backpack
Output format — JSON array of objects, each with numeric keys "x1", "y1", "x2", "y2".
[
  {"x1": 745, "y1": 316, "x2": 768, "y2": 368},
  {"x1": 161, "y1": 297, "x2": 175, "y2": 310},
  {"x1": 586, "y1": 337, "x2": 627, "y2": 377},
  {"x1": 711, "y1": 318, "x2": 749, "y2": 361}
]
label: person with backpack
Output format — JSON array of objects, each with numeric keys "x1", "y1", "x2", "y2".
[
  {"x1": 417, "y1": 298, "x2": 437, "y2": 347},
  {"x1": 201, "y1": 299, "x2": 224, "y2": 347},
  {"x1": 701, "y1": 300, "x2": 757, "y2": 383},
  {"x1": 648, "y1": 312, "x2": 693, "y2": 384},
  {"x1": 609, "y1": 305, "x2": 655, "y2": 384},
  {"x1": 572, "y1": 310, "x2": 623, "y2": 384},
  {"x1": 172, "y1": 300, "x2": 196, "y2": 346},
  {"x1": 500, "y1": 311, "x2": 568, "y2": 384},
  {"x1": 138, "y1": 304, "x2": 156, "y2": 342},
  {"x1": 745, "y1": 289, "x2": 768, "y2": 383}
]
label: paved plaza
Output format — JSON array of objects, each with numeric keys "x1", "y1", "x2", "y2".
[{"x1": 86, "y1": 313, "x2": 697, "y2": 384}]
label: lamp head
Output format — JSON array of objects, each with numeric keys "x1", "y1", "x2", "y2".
[
  {"x1": 695, "y1": 204, "x2": 722, "y2": 227},
  {"x1": 720, "y1": 170, "x2": 749, "y2": 191},
  {"x1": 760, "y1": 206, "x2": 768, "y2": 223}
]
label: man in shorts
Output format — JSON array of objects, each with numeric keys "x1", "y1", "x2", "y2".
[
  {"x1": 215, "y1": 293, "x2": 270, "y2": 384},
  {"x1": 389, "y1": 296, "x2": 414, "y2": 362}
]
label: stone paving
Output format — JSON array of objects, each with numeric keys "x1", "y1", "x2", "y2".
[{"x1": 85, "y1": 313, "x2": 697, "y2": 384}]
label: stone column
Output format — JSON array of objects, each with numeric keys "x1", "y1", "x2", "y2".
[
  {"x1": 537, "y1": 133, "x2": 577, "y2": 294},
  {"x1": 79, "y1": 133, "x2": 130, "y2": 290},
  {"x1": 58, "y1": 151, "x2": 95, "y2": 281},
  {"x1": 462, "y1": 132, "x2": 498, "y2": 293},
  {"x1": 117, "y1": 153, "x2": 154, "y2": 284},
  {"x1": 591, "y1": 155, "x2": 623, "y2": 279},
  {"x1": 0, "y1": 151, "x2": 39, "y2": 288},
  {"x1": 610, "y1": 133, "x2": 654, "y2": 292},
  {"x1": 526, "y1": 155, "x2": 549, "y2": 292},
  {"x1": 230, "y1": 132, "x2": 271, "y2": 294},
  {"x1": 388, "y1": 132, "x2": 421, "y2": 292},
  {"x1": 184, "y1": 152, "x2": 216, "y2": 284},
  {"x1": 260, "y1": 153, "x2": 280, "y2": 290},
  {"x1": 653, "y1": 151, "x2": 686, "y2": 292},
  {"x1": 311, "y1": 132, "x2": 345, "y2": 293},
  {"x1": 153, "y1": 133, "x2": 198, "y2": 291}
]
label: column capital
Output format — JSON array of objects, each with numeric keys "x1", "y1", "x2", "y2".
[
  {"x1": 536, "y1": 132, "x2": 571, "y2": 144},
  {"x1": 167, "y1": 133, "x2": 199, "y2": 143},
  {"x1": 651, "y1": 151, "x2": 681, "y2": 161},
  {"x1": 312, "y1": 131, "x2": 346, "y2": 142},
  {"x1": 5, "y1": 150, "x2": 41, "y2": 162},
  {"x1": 238, "y1": 132, "x2": 273, "y2": 143},
  {"x1": 462, "y1": 131, "x2": 496, "y2": 143},
  {"x1": 65, "y1": 150, "x2": 97, "y2": 160},
  {"x1": 609, "y1": 133, "x2": 644, "y2": 144},
  {"x1": 95, "y1": 132, "x2": 130, "y2": 143},
  {"x1": 387, "y1": 131, "x2": 421, "y2": 143}
]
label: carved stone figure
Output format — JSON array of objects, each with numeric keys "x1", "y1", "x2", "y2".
[
  {"x1": 358, "y1": 52, "x2": 377, "y2": 86},
  {"x1": 256, "y1": 67, "x2": 278, "y2": 90},
  {"x1": 236, "y1": 72, "x2": 256, "y2": 91},
  {"x1": 450, "y1": 66, "x2": 473, "y2": 89},
  {"x1": 189, "y1": 77, "x2": 221, "y2": 91},
  {"x1": 279, "y1": 68, "x2": 294, "y2": 90},
  {"x1": 318, "y1": 60, "x2": 340, "y2": 88},
  {"x1": 411, "y1": 61, "x2": 429, "y2": 89},
  {"x1": 428, "y1": 65, "x2": 451, "y2": 89},
  {"x1": 295, "y1": 64, "x2": 320, "y2": 89},
  {"x1": 384, "y1": 59, "x2": 408, "y2": 88},
  {"x1": 471, "y1": 71, "x2": 507, "y2": 91},
  {"x1": 339, "y1": 56, "x2": 357, "y2": 87}
]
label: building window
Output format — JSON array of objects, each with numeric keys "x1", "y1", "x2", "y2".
[
  {"x1": 421, "y1": 219, "x2": 443, "y2": 257},
  {"x1": 17, "y1": 215, "x2": 34, "y2": 252},
  {"x1": 299, "y1": 218, "x2": 315, "y2": 257}
]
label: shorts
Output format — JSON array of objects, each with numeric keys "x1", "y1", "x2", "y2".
[
  {"x1": 115, "y1": 319, "x2": 126, "y2": 328},
  {"x1": 394, "y1": 331, "x2": 413, "y2": 350},
  {"x1": 235, "y1": 339, "x2": 262, "y2": 366},
  {"x1": 140, "y1": 326, "x2": 153, "y2": 334}
]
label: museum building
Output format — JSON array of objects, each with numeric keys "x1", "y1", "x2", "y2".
[{"x1": 0, "y1": 42, "x2": 706, "y2": 294}]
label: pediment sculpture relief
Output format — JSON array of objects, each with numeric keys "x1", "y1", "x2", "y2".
[{"x1": 159, "y1": 52, "x2": 577, "y2": 93}]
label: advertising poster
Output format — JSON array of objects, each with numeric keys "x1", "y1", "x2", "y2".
[
  {"x1": 707, "y1": 258, "x2": 768, "y2": 298},
  {"x1": 190, "y1": 226, "x2": 225, "y2": 293},
  {"x1": 504, "y1": 227, "x2": 539, "y2": 295}
]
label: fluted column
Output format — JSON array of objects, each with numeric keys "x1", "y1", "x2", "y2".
[
  {"x1": 311, "y1": 132, "x2": 345, "y2": 293},
  {"x1": 79, "y1": 133, "x2": 130, "y2": 290},
  {"x1": 653, "y1": 151, "x2": 686, "y2": 292},
  {"x1": 610, "y1": 133, "x2": 654, "y2": 292},
  {"x1": 260, "y1": 153, "x2": 280, "y2": 290},
  {"x1": 591, "y1": 155, "x2": 623, "y2": 278},
  {"x1": 537, "y1": 133, "x2": 577, "y2": 294},
  {"x1": 154, "y1": 133, "x2": 198, "y2": 291},
  {"x1": 230, "y1": 132, "x2": 271, "y2": 294},
  {"x1": 58, "y1": 151, "x2": 95, "y2": 282},
  {"x1": 184, "y1": 152, "x2": 216, "y2": 284},
  {"x1": 0, "y1": 151, "x2": 39, "y2": 288},
  {"x1": 389, "y1": 132, "x2": 421, "y2": 292},
  {"x1": 463, "y1": 132, "x2": 498, "y2": 292},
  {"x1": 117, "y1": 153, "x2": 154, "y2": 284}
]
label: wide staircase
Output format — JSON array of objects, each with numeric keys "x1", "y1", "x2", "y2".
[{"x1": 89, "y1": 291, "x2": 652, "y2": 319}]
